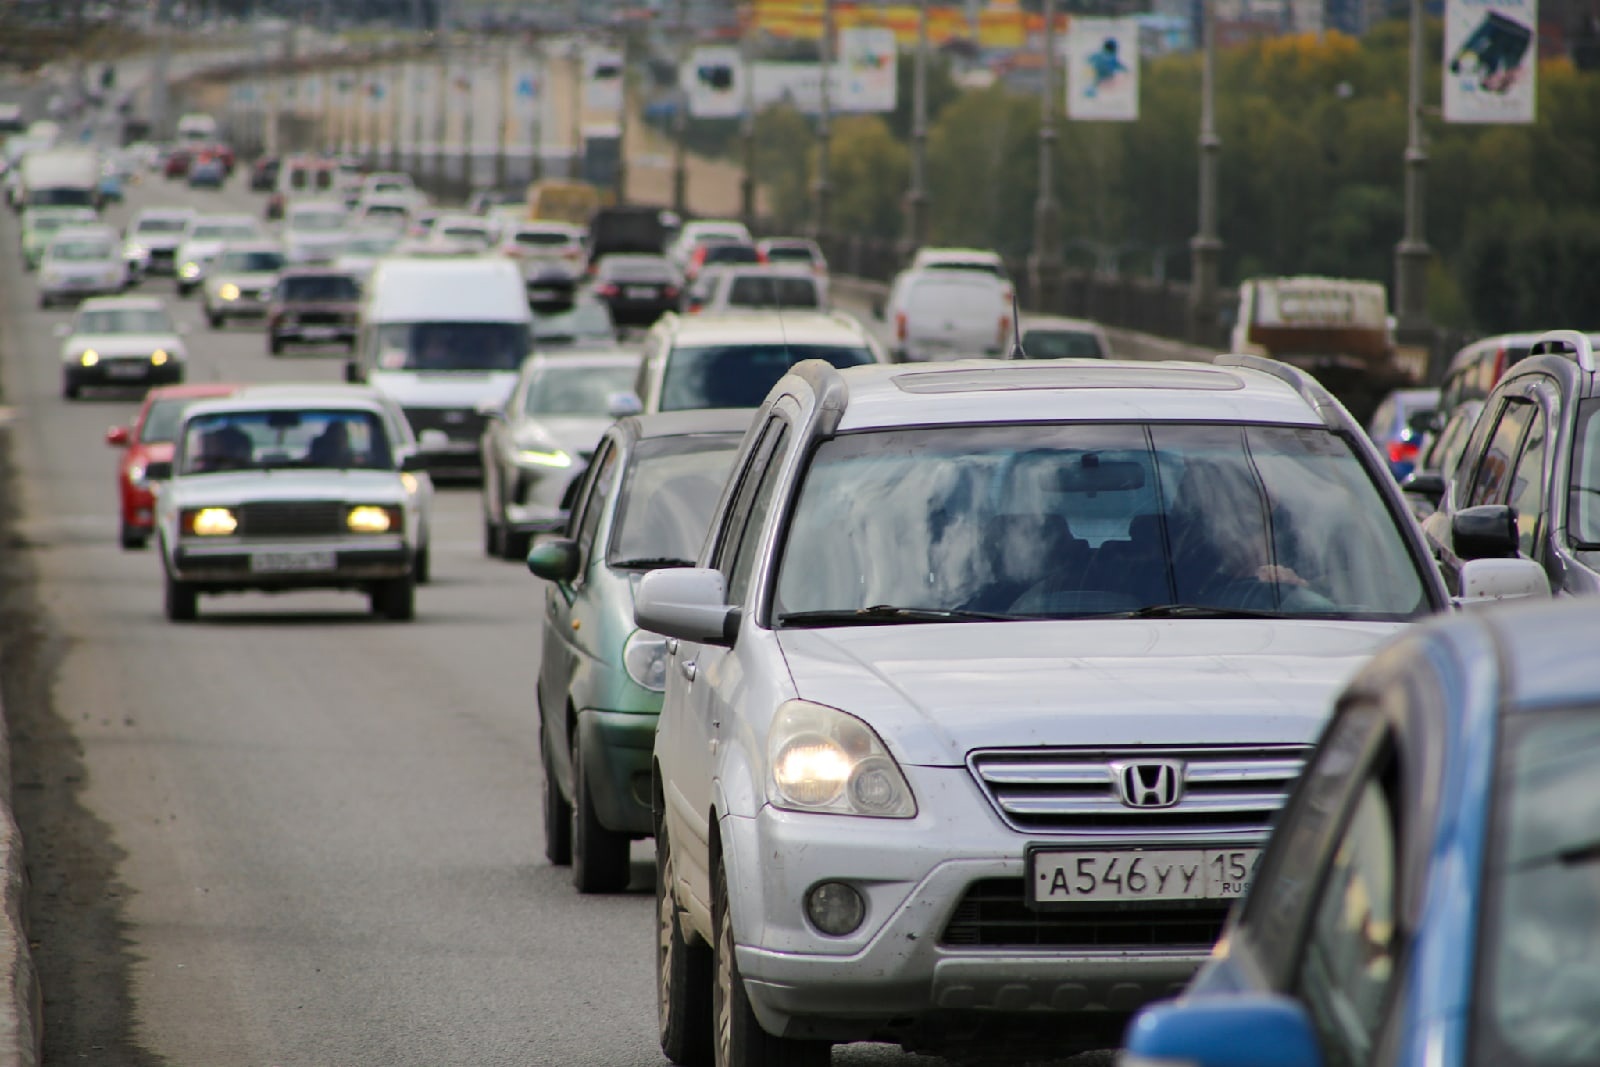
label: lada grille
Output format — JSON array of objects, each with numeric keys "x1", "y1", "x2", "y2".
[
  {"x1": 968, "y1": 746, "x2": 1310, "y2": 839},
  {"x1": 296, "y1": 310, "x2": 350, "y2": 326},
  {"x1": 941, "y1": 879, "x2": 1228, "y2": 950},
  {"x1": 404, "y1": 406, "x2": 485, "y2": 443},
  {"x1": 237, "y1": 501, "x2": 344, "y2": 538}
]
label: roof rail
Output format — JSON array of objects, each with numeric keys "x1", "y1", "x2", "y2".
[
  {"x1": 1213, "y1": 352, "x2": 1344, "y2": 431},
  {"x1": 1528, "y1": 329, "x2": 1597, "y2": 373},
  {"x1": 790, "y1": 359, "x2": 851, "y2": 436}
]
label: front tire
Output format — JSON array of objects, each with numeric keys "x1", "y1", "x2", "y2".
[
  {"x1": 713, "y1": 858, "x2": 830, "y2": 1067},
  {"x1": 571, "y1": 735, "x2": 631, "y2": 894},
  {"x1": 269, "y1": 334, "x2": 284, "y2": 356},
  {"x1": 369, "y1": 574, "x2": 415, "y2": 621},
  {"x1": 207, "y1": 309, "x2": 224, "y2": 330},
  {"x1": 119, "y1": 522, "x2": 147, "y2": 550},
  {"x1": 542, "y1": 731, "x2": 572, "y2": 866},
  {"x1": 658, "y1": 824, "x2": 713, "y2": 1065},
  {"x1": 414, "y1": 544, "x2": 431, "y2": 585},
  {"x1": 164, "y1": 574, "x2": 197, "y2": 621},
  {"x1": 61, "y1": 378, "x2": 79, "y2": 401}
]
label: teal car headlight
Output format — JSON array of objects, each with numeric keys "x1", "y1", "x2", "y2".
[
  {"x1": 622, "y1": 630, "x2": 669, "y2": 692},
  {"x1": 516, "y1": 447, "x2": 573, "y2": 469}
]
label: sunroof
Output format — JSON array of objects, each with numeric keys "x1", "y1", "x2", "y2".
[{"x1": 891, "y1": 364, "x2": 1245, "y2": 394}]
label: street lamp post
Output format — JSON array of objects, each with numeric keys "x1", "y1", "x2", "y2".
[
  {"x1": 900, "y1": 0, "x2": 930, "y2": 262},
  {"x1": 809, "y1": 0, "x2": 834, "y2": 240},
  {"x1": 1187, "y1": 1, "x2": 1222, "y2": 345},
  {"x1": 1394, "y1": 0, "x2": 1431, "y2": 339},
  {"x1": 1027, "y1": 0, "x2": 1062, "y2": 310},
  {"x1": 671, "y1": 0, "x2": 690, "y2": 215},
  {"x1": 739, "y1": 24, "x2": 757, "y2": 228}
]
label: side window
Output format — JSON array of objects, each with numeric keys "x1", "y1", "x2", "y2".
[
  {"x1": 1294, "y1": 770, "x2": 1401, "y2": 1067},
  {"x1": 725, "y1": 426, "x2": 790, "y2": 607},
  {"x1": 1467, "y1": 400, "x2": 1534, "y2": 508},
  {"x1": 1507, "y1": 404, "x2": 1548, "y2": 558},
  {"x1": 710, "y1": 421, "x2": 778, "y2": 573},
  {"x1": 571, "y1": 442, "x2": 617, "y2": 569}
]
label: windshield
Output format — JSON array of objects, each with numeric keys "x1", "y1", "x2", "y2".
[
  {"x1": 533, "y1": 301, "x2": 614, "y2": 343},
  {"x1": 76, "y1": 309, "x2": 171, "y2": 334},
  {"x1": 344, "y1": 234, "x2": 398, "y2": 256},
  {"x1": 607, "y1": 435, "x2": 742, "y2": 566},
  {"x1": 178, "y1": 408, "x2": 392, "y2": 474},
  {"x1": 280, "y1": 274, "x2": 360, "y2": 302},
  {"x1": 724, "y1": 275, "x2": 820, "y2": 310},
  {"x1": 136, "y1": 218, "x2": 188, "y2": 234},
  {"x1": 31, "y1": 214, "x2": 89, "y2": 234},
  {"x1": 1021, "y1": 328, "x2": 1107, "y2": 359},
  {"x1": 140, "y1": 398, "x2": 204, "y2": 444},
  {"x1": 660, "y1": 343, "x2": 876, "y2": 411},
  {"x1": 523, "y1": 362, "x2": 638, "y2": 416},
  {"x1": 772, "y1": 422, "x2": 1429, "y2": 622},
  {"x1": 49, "y1": 239, "x2": 114, "y2": 261},
  {"x1": 375, "y1": 322, "x2": 529, "y2": 373},
  {"x1": 29, "y1": 189, "x2": 94, "y2": 207},
  {"x1": 440, "y1": 226, "x2": 491, "y2": 246},
  {"x1": 192, "y1": 223, "x2": 257, "y2": 242},
  {"x1": 763, "y1": 245, "x2": 816, "y2": 264},
  {"x1": 1475, "y1": 709, "x2": 1600, "y2": 1067},
  {"x1": 1569, "y1": 400, "x2": 1600, "y2": 548},
  {"x1": 289, "y1": 168, "x2": 334, "y2": 191},
  {"x1": 702, "y1": 244, "x2": 760, "y2": 266},
  {"x1": 517, "y1": 231, "x2": 576, "y2": 247},
  {"x1": 218, "y1": 250, "x2": 284, "y2": 272},
  {"x1": 290, "y1": 211, "x2": 346, "y2": 233}
]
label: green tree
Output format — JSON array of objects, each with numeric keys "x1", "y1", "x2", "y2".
[
  {"x1": 828, "y1": 115, "x2": 910, "y2": 241},
  {"x1": 752, "y1": 104, "x2": 815, "y2": 232}
]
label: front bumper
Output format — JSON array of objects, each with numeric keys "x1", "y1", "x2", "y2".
[
  {"x1": 66, "y1": 359, "x2": 183, "y2": 389},
  {"x1": 271, "y1": 316, "x2": 356, "y2": 344},
  {"x1": 41, "y1": 276, "x2": 123, "y2": 301},
  {"x1": 169, "y1": 536, "x2": 412, "y2": 588},
  {"x1": 503, "y1": 462, "x2": 581, "y2": 534},
  {"x1": 577, "y1": 709, "x2": 657, "y2": 836}
]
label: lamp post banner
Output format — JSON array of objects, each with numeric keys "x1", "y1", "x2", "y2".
[
  {"x1": 583, "y1": 47, "x2": 625, "y2": 116},
  {"x1": 1065, "y1": 15, "x2": 1139, "y2": 122},
  {"x1": 837, "y1": 27, "x2": 897, "y2": 112},
  {"x1": 683, "y1": 45, "x2": 746, "y2": 118},
  {"x1": 1443, "y1": 0, "x2": 1537, "y2": 123},
  {"x1": 513, "y1": 58, "x2": 542, "y2": 119}
]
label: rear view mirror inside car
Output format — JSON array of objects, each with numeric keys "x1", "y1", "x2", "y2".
[{"x1": 1056, "y1": 456, "x2": 1146, "y2": 494}]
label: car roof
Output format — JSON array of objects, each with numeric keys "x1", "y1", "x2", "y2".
[
  {"x1": 190, "y1": 384, "x2": 389, "y2": 416},
  {"x1": 278, "y1": 265, "x2": 359, "y2": 278},
  {"x1": 661, "y1": 311, "x2": 869, "y2": 346},
  {"x1": 190, "y1": 214, "x2": 257, "y2": 227},
  {"x1": 698, "y1": 263, "x2": 817, "y2": 281},
  {"x1": 135, "y1": 206, "x2": 198, "y2": 219},
  {"x1": 145, "y1": 382, "x2": 240, "y2": 401},
  {"x1": 914, "y1": 247, "x2": 1002, "y2": 263},
  {"x1": 214, "y1": 240, "x2": 285, "y2": 254},
  {"x1": 622, "y1": 408, "x2": 757, "y2": 442},
  {"x1": 76, "y1": 295, "x2": 168, "y2": 312},
  {"x1": 287, "y1": 199, "x2": 347, "y2": 213},
  {"x1": 523, "y1": 349, "x2": 641, "y2": 372},
  {"x1": 1021, "y1": 315, "x2": 1107, "y2": 333},
  {"x1": 1447, "y1": 599, "x2": 1600, "y2": 712},
  {"x1": 49, "y1": 225, "x2": 117, "y2": 241},
  {"x1": 824, "y1": 359, "x2": 1329, "y2": 432}
]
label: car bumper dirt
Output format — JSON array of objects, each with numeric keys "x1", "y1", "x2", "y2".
[{"x1": 577, "y1": 710, "x2": 657, "y2": 836}]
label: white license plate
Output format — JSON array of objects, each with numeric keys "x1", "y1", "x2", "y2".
[
  {"x1": 105, "y1": 363, "x2": 146, "y2": 379},
  {"x1": 626, "y1": 286, "x2": 656, "y2": 299},
  {"x1": 1029, "y1": 848, "x2": 1260, "y2": 905},
  {"x1": 301, "y1": 327, "x2": 338, "y2": 340},
  {"x1": 250, "y1": 550, "x2": 336, "y2": 573}
]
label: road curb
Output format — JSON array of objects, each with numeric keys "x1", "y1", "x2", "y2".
[{"x1": 0, "y1": 705, "x2": 41, "y2": 1067}]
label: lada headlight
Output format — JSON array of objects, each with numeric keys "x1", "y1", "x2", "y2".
[
  {"x1": 185, "y1": 507, "x2": 238, "y2": 535},
  {"x1": 767, "y1": 700, "x2": 916, "y2": 818},
  {"x1": 346, "y1": 505, "x2": 401, "y2": 533},
  {"x1": 150, "y1": 349, "x2": 169, "y2": 366},
  {"x1": 622, "y1": 630, "x2": 669, "y2": 692},
  {"x1": 79, "y1": 349, "x2": 99, "y2": 366},
  {"x1": 218, "y1": 282, "x2": 240, "y2": 301},
  {"x1": 179, "y1": 261, "x2": 200, "y2": 279},
  {"x1": 125, "y1": 242, "x2": 147, "y2": 260},
  {"x1": 516, "y1": 448, "x2": 572, "y2": 468}
]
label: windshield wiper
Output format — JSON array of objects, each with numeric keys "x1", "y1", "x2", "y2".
[
  {"x1": 1113, "y1": 603, "x2": 1290, "y2": 620},
  {"x1": 610, "y1": 556, "x2": 697, "y2": 570},
  {"x1": 778, "y1": 604, "x2": 1022, "y2": 627}
]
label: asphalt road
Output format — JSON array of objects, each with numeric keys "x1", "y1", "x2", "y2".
[{"x1": 0, "y1": 109, "x2": 1120, "y2": 1067}]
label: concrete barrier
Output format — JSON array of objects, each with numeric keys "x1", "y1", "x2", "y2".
[{"x1": 0, "y1": 699, "x2": 40, "y2": 1067}]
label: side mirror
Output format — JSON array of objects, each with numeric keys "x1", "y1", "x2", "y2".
[
  {"x1": 1122, "y1": 994, "x2": 1324, "y2": 1067},
  {"x1": 634, "y1": 567, "x2": 738, "y2": 647},
  {"x1": 607, "y1": 391, "x2": 643, "y2": 418},
  {"x1": 106, "y1": 425, "x2": 131, "y2": 447},
  {"x1": 1452, "y1": 504, "x2": 1518, "y2": 561},
  {"x1": 526, "y1": 537, "x2": 580, "y2": 582},
  {"x1": 1400, "y1": 470, "x2": 1446, "y2": 507},
  {"x1": 417, "y1": 428, "x2": 451, "y2": 451},
  {"x1": 53, "y1": 322, "x2": 71, "y2": 338},
  {"x1": 1456, "y1": 557, "x2": 1550, "y2": 607}
]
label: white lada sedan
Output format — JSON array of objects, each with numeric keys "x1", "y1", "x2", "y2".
[{"x1": 155, "y1": 386, "x2": 435, "y2": 622}]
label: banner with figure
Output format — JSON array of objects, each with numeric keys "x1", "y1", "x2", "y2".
[
  {"x1": 1065, "y1": 16, "x2": 1139, "y2": 121},
  {"x1": 682, "y1": 45, "x2": 745, "y2": 118},
  {"x1": 1443, "y1": 0, "x2": 1537, "y2": 123},
  {"x1": 583, "y1": 47, "x2": 624, "y2": 116},
  {"x1": 836, "y1": 27, "x2": 896, "y2": 112}
]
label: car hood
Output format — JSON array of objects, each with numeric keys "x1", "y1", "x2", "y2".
[
  {"x1": 63, "y1": 332, "x2": 184, "y2": 357},
  {"x1": 368, "y1": 371, "x2": 517, "y2": 408},
  {"x1": 512, "y1": 415, "x2": 611, "y2": 454},
  {"x1": 210, "y1": 270, "x2": 279, "y2": 289},
  {"x1": 177, "y1": 240, "x2": 227, "y2": 261},
  {"x1": 166, "y1": 469, "x2": 408, "y2": 506},
  {"x1": 775, "y1": 619, "x2": 1406, "y2": 766},
  {"x1": 130, "y1": 232, "x2": 184, "y2": 251}
]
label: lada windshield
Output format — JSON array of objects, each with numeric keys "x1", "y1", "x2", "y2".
[
  {"x1": 218, "y1": 250, "x2": 284, "y2": 272},
  {"x1": 178, "y1": 409, "x2": 393, "y2": 474},
  {"x1": 375, "y1": 322, "x2": 529, "y2": 373},
  {"x1": 280, "y1": 274, "x2": 360, "y2": 302},
  {"x1": 50, "y1": 240, "x2": 114, "y2": 261},
  {"x1": 135, "y1": 217, "x2": 188, "y2": 234},
  {"x1": 773, "y1": 422, "x2": 1429, "y2": 622},
  {"x1": 76, "y1": 309, "x2": 171, "y2": 334},
  {"x1": 659, "y1": 343, "x2": 875, "y2": 411},
  {"x1": 607, "y1": 435, "x2": 741, "y2": 567}
]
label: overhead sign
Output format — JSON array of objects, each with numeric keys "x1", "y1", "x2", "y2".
[
  {"x1": 1443, "y1": 0, "x2": 1537, "y2": 123},
  {"x1": 1065, "y1": 16, "x2": 1140, "y2": 122},
  {"x1": 583, "y1": 47, "x2": 624, "y2": 116},
  {"x1": 682, "y1": 45, "x2": 745, "y2": 118},
  {"x1": 748, "y1": 30, "x2": 898, "y2": 115}
]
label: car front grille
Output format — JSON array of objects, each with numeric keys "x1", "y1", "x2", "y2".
[
  {"x1": 295, "y1": 310, "x2": 351, "y2": 325},
  {"x1": 237, "y1": 500, "x2": 345, "y2": 538},
  {"x1": 968, "y1": 746, "x2": 1310, "y2": 840},
  {"x1": 403, "y1": 406, "x2": 485, "y2": 443},
  {"x1": 941, "y1": 879, "x2": 1228, "y2": 950}
]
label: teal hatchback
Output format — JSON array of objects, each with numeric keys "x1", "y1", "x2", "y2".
[{"x1": 529, "y1": 409, "x2": 748, "y2": 893}]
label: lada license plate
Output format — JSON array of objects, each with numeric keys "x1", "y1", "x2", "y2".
[
  {"x1": 250, "y1": 550, "x2": 336, "y2": 573},
  {"x1": 626, "y1": 286, "x2": 656, "y2": 299},
  {"x1": 301, "y1": 327, "x2": 338, "y2": 340},
  {"x1": 106, "y1": 363, "x2": 146, "y2": 379},
  {"x1": 1029, "y1": 848, "x2": 1260, "y2": 906}
]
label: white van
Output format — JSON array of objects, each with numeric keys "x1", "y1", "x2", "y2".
[
  {"x1": 349, "y1": 257, "x2": 531, "y2": 475},
  {"x1": 176, "y1": 112, "x2": 218, "y2": 145},
  {"x1": 884, "y1": 268, "x2": 1012, "y2": 361}
]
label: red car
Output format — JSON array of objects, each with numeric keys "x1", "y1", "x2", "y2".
[
  {"x1": 106, "y1": 382, "x2": 238, "y2": 549},
  {"x1": 162, "y1": 147, "x2": 193, "y2": 180}
]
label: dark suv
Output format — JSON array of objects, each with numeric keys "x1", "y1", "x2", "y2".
[
  {"x1": 1422, "y1": 329, "x2": 1600, "y2": 597},
  {"x1": 267, "y1": 268, "x2": 362, "y2": 355}
]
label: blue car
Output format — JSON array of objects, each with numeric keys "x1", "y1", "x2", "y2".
[
  {"x1": 1122, "y1": 596, "x2": 1600, "y2": 1067},
  {"x1": 97, "y1": 171, "x2": 124, "y2": 203},
  {"x1": 1366, "y1": 386, "x2": 1439, "y2": 482}
]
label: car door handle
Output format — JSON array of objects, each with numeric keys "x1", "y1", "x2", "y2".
[{"x1": 679, "y1": 659, "x2": 697, "y2": 683}]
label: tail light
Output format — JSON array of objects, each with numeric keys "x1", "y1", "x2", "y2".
[
  {"x1": 756, "y1": 249, "x2": 768, "y2": 264},
  {"x1": 662, "y1": 285, "x2": 679, "y2": 300},
  {"x1": 595, "y1": 283, "x2": 619, "y2": 298},
  {"x1": 998, "y1": 316, "x2": 1011, "y2": 347},
  {"x1": 1388, "y1": 440, "x2": 1420, "y2": 466},
  {"x1": 895, "y1": 312, "x2": 907, "y2": 343}
]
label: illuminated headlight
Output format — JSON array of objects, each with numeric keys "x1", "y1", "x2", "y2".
[
  {"x1": 150, "y1": 349, "x2": 168, "y2": 366},
  {"x1": 127, "y1": 462, "x2": 148, "y2": 487},
  {"x1": 185, "y1": 507, "x2": 238, "y2": 536},
  {"x1": 218, "y1": 282, "x2": 240, "y2": 301},
  {"x1": 766, "y1": 700, "x2": 916, "y2": 818},
  {"x1": 516, "y1": 448, "x2": 572, "y2": 468},
  {"x1": 346, "y1": 505, "x2": 400, "y2": 533},
  {"x1": 79, "y1": 349, "x2": 99, "y2": 366},
  {"x1": 400, "y1": 472, "x2": 419, "y2": 494},
  {"x1": 179, "y1": 261, "x2": 200, "y2": 279},
  {"x1": 622, "y1": 630, "x2": 669, "y2": 692},
  {"x1": 124, "y1": 243, "x2": 148, "y2": 260}
]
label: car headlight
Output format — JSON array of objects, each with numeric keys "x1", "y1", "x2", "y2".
[
  {"x1": 80, "y1": 349, "x2": 99, "y2": 366},
  {"x1": 399, "y1": 472, "x2": 419, "y2": 495},
  {"x1": 346, "y1": 504, "x2": 400, "y2": 533},
  {"x1": 766, "y1": 700, "x2": 916, "y2": 818},
  {"x1": 179, "y1": 261, "x2": 200, "y2": 279},
  {"x1": 218, "y1": 282, "x2": 240, "y2": 301},
  {"x1": 127, "y1": 462, "x2": 148, "y2": 487},
  {"x1": 150, "y1": 349, "x2": 168, "y2": 366},
  {"x1": 185, "y1": 507, "x2": 238, "y2": 536},
  {"x1": 516, "y1": 448, "x2": 572, "y2": 468},
  {"x1": 622, "y1": 630, "x2": 669, "y2": 692},
  {"x1": 124, "y1": 243, "x2": 147, "y2": 260}
]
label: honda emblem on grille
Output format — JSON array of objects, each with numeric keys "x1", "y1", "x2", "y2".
[{"x1": 1112, "y1": 760, "x2": 1184, "y2": 809}]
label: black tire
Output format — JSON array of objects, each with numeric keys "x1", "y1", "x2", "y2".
[
  {"x1": 177, "y1": 282, "x2": 193, "y2": 298},
  {"x1": 370, "y1": 574, "x2": 415, "y2": 621},
  {"x1": 484, "y1": 513, "x2": 504, "y2": 558},
  {"x1": 713, "y1": 858, "x2": 830, "y2": 1067},
  {"x1": 571, "y1": 735, "x2": 631, "y2": 894},
  {"x1": 269, "y1": 334, "x2": 284, "y2": 355},
  {"x1": 207, "y1": 309, "x2": 224, "y2": 330},
  {"x1": 164, "y1": 574, "x2": 197, "y2": 622},
  {"x1": 657, "y1": 824, "x2": 713, "y2": 1065},
  {"x1": 542, "y1": 733, "x2": 572, "y2": 866},
  {"x1": 61, "y1": 378, "x2": 79, "y2": 401},
  {"x1": 414, "y1": 544, "x2": 431, "y2": 585},
  {"x1": 119, "y1": 522, "x2": 147, "y2": 550},
  {"x1": 37, "y1": 294, "x2": 50, "y2": 310},
  {"x1": 500, "y1": 526, "x2": 530, "y2": 563}
]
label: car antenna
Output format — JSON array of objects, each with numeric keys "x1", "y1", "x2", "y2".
[{"x1": 1009, "y1": 285, "x2": 1028, "y2": 360}]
